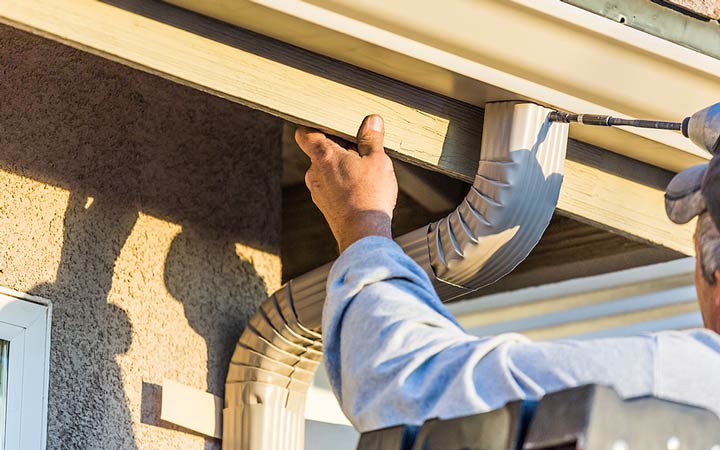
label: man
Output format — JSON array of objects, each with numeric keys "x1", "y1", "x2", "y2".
[{"x1": 295, "y1": 115, "x2": 720, "y2": 432}]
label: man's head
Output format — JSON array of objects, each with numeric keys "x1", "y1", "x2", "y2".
[{"x1": 666, "y1": 156, "x2": 720, "y2": 332}]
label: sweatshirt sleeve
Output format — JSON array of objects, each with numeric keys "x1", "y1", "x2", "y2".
[
  {"x1": 320, "y1": 237, "x2": 720, "y2": 432},
  {"x1": 321, "y1": 236, "x2": 531, "y2": 431}
]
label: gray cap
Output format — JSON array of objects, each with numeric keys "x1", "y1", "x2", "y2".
[{"x1": 665, "y1": 156, "x2": 720, "y2": 227}]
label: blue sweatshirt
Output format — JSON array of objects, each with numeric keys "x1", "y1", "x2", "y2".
[{"x1": 322, "y1": 236, "x2": 720, "y2": 432}]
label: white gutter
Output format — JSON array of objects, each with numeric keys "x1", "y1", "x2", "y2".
[{"x1": 165, "y1": 0, "x2": 720, "y2": 172}]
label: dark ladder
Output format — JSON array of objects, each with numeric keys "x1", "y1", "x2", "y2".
[{"x1": 356, "y1": 384, "x2": 720, "y2": 450}]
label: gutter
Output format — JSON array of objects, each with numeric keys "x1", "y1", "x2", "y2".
[
  {"x1": 164, "y1": 0, "x2": 720, "y2": 173},
  {"x1": 562, "y1": 0, "x2": 720, "y2": 60},
  {"x1": 223, "y1": 102, "x2": 569, "y2": 449}
]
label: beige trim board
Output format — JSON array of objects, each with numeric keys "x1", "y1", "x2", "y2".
[
  {"x1": 475, "y1": 246, "x2": 683, "y2": 297},
  {"x1": 165, "y1": 0, "x2": 720, "y2": 173},
  {"x1": 0, "y1": 0, "x2": 695, "y2": 255},
  {"x1": 161, "y1": 379, "x2": 222, "y2": 439},
  {"x1": 559, "y1": 140, "x2": 694, "y2": 255}
]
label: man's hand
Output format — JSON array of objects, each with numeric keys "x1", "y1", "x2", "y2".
[{"x1": 295, "y1": 115, "x2": 398, "y2": 253}]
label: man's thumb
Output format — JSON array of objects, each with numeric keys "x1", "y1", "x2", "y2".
[{"x1": 357, "y1": 115, "x2": 385, "y2": 157}]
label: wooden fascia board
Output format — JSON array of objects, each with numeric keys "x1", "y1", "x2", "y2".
[
  {"x1": 164, "y1": 0, "x2": 720, "y2": 173},
  {"x1": 0, "y1": 0, "x2": 695, "y2": 255}
]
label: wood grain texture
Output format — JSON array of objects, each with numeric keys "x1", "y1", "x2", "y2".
[
  {"x1": 559, "y1": 140, "x2": 695, "y2": 255},
  {"x1": 165, "y1": 0, "x2": 719, "y2": 173},
  {"x1": 0, "y1": 0, "x2": 695, "y2": 255},
  {"x1": 0, "y1": 0, "x2": 481, "y2": 179}
]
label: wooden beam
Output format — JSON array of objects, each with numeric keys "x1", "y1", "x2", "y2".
[
  {"x1": 0, "y1": 0, "x2": 695, "y2": 255},
  {"x1": 282, "y1": 188, "x2": 683, "y2": 287},
  {"x1": 472, "y1": 215, "x2": 683, "y2": 296},
  {"x1": 559, "y1": 140, "x2": 694, "y2": 255},
  {"x1": 0, "y1": 0, "x2": 483, "y2": 179},
  {"x1": 164, "y1": 0, "x2": 719, "y2": 173}
]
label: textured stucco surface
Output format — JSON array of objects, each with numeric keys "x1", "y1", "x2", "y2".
[
  {"x1": 665, "y1": 0, "x2": 720, "y2": 19},
  {"x1": 0, "y1": 24, "x2": 282, "y2": 449}
]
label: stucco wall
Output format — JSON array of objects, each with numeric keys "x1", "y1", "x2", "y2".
[
  {"x1": 0, "y1": 25, "x2": 282, "y2": 449},
  {"x1": 665, "y1": 0, "x2": 720, "y2": 19}
]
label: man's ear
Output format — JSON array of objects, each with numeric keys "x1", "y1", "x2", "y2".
[{"x1": 714, "y1": 269, "x2": 720, "y2": 288}]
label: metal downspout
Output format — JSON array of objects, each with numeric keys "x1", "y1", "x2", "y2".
[{"x1": 222, "y1": 101, "x2": 569, "y2": 449}]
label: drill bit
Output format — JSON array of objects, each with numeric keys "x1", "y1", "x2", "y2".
[{"x1": 548, "y1": 111, "x2": 683, "y2": 131}]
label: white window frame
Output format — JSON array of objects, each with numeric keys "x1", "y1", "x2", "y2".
[{"x1": 0, "y1": 286, "x2": 51, "y2": 450}]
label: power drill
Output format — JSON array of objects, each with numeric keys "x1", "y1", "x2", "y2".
[{"x1": 549, "y1": 102, "x2": 720, "y2": 155}]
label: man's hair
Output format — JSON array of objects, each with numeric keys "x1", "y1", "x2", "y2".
[{"x1": 697, "y1": 212, "x2": 720, "y2": 285}]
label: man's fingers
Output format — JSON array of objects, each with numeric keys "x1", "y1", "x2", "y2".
[
  {"x1": 297, "y1": 116, "x2": 384, "y2": 160},
  {"x1": 295, "y1": 126, "x2": 335, "y2": 161},
  {"x1": 356, "y1": 115, "x2": 385, "y2": 157},
  {"x1": 304, "y1": 167, "x2": 315, "y2": 190}
]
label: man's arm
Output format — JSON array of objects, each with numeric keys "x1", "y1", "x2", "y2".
[
  {"x1": 318, "y1": 232, "x2": 673, "y2": 431},
  {"x1": 322, "y1": 235, "x2": 538, "y2": 431},
  {"x1": 295, "y1": 116, "x2": 663, "y2": 431}
]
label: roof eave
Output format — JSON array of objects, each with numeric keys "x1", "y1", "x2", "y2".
[{"x1": 166, "y1": 0, "x2": 720, "y2": 172}]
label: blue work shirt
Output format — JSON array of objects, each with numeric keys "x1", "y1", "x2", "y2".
[{"x1": 322, "y1": 236, "x2": 720, "y2": 432}]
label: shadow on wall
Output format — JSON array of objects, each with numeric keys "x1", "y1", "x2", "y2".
[
  {"x1": 31, "y1": 194, "x2": 139, "y2": 449},
  {"x1": 163, "y1": 229, "x2": 271, "y2": 397},
  {"x1": 0, "y1": 24, "x2": 281, "y2": 449}
]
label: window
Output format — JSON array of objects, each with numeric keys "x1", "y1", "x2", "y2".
[
  {"x1": 0, "y1": 340, "x2": 9, "y2": 445},
  {"x1": 0, "y1": 287, "x2": 51, "y2": 450}
]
